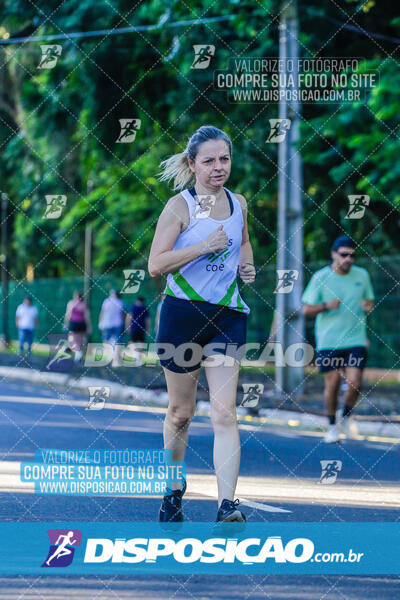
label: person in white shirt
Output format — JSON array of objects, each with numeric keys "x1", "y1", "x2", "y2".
[
  {"x1": 16, "y1": 296, "x2": 39, "y2": 355},
  {"x1": 98, "y1": 290, "x2": 126, "y2": 344}
]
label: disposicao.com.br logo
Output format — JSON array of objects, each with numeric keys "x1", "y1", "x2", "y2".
[
  {"x1": 2, "y1": 521, "x2": 393, "y2": 574},
  {"x1": 83, "y1": 535, "x2": 363, "y2": 566},
  {"x1": 29, "y1": 521, "x2": 392, "y2": 575}
]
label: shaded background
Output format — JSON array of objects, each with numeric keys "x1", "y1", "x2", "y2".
[{"x1": 1, "y1": 0, "x2": 400, "y2": 367}]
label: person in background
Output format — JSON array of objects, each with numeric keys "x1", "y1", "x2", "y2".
[
  {"x1": 302, "y1": 235, "x2": 375, "y2": 443},
  {"x1": 16, "y1": 296, "x2": 39, "y2": 356},
  {"x1": 126, "y1": 296, "x2": 150, "y2": 355},
  {"x1": 98, "y1": 289, "x2": 126, "y2": 344},
  {"x1": 64, "y1": 291, "x2": 91, "y2": 362},
  {"x1": 116, "y1": 291, "x2": 126, "y2": 341}
]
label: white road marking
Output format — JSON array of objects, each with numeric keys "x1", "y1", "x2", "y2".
[
  {"x1": 238, "y1": 499, "x2": 291, "y2": 513},
  {"x1": 186, "y1": 473, "x2": 400, "y2": 508}
]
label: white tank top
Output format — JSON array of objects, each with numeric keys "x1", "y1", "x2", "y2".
[{"x1": 164, "y1": 187, "x2": 250, "y2": 314}]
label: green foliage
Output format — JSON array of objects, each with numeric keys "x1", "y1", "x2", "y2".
[{"x1": 0, "y1": 0, "x2": 399, "y2": 279}]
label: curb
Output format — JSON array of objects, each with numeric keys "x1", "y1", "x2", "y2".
[{"x1": 0, "y1": 366, "x2": 169, "y2": 408}]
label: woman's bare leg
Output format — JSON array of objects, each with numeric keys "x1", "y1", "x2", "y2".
[
  {"x1": 162, "y1": 367, "x2": 200, "y2": 489},
  {"x1": 204, "y1": 358, "x2": 240, "y2": 505},
  {"x1": 68, "y1": 332, "x2": 83, "y2": 351}
]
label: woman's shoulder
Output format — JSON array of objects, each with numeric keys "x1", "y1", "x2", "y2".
[
  {"x1": 161, "y1": 192, "x2": 190, "y2": 226},
  {"x1": 165, "y1": 192, "x2": 188, "y2": 210},
  {"x1": 231, "y1": 192, "x2": 247, "y2": 212}
]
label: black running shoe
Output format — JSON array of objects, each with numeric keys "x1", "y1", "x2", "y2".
[
  {"x1": 216, "y1": 499, "x2": 246, "y2": 522},
  {"x1": 159, "y1": 478, "x2": 187, "y2": 523}
]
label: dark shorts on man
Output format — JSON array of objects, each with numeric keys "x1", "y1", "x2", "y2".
[{"x1": 316, "y1": 346, "x2": 368, "y2": 373}]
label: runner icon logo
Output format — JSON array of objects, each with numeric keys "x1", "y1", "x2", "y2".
[
  {"x1": 42, "y1": 529, "x2": 82, "y2": 567},
  {"x1": 266, "y1": 119, "x2": 291, "y2": 143},
  {"x1": 37, "y1": 45, "x2": 62, "y2": 69},
  {"x1": 345, "y1": 195, "x2": 370, "y2": 219},
  {"x1": 87, "y1": 386, "x2": 110, "y2": 410},
  {"x1": 241, "y1": 383, "x2": 264, "y2": 408},
  {"x1": 319, "y1": 460, "x2": 342, "y2": 484},
  {"x1": 120, "y1": 269, "x2": 145, "y2": 293},
  {"x1": 191, "y1": 45, "x2": 215, "y2": 69},
  {"x1": 193, "y1": 195, "x2": 216, "y2": 219},
  {"x1": 116, "y1": 119, "x2": 141, "y2": 143},
  {"x1": 43, "y1": 195, "x2": 67, "y2": 219},
  {"x1": 46, "y1": 334, "x2": 74, "y2": 372},
  {"x1": 274, "y1": 269, "x2": 299, "y2": 294}
]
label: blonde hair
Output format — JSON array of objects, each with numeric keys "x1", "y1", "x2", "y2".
[{"x1": 158, "y1": 125, "x2": 232, "y2": 191}]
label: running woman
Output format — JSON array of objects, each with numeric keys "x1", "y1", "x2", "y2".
[
  {"x1": 148, "y1": 125, "x2": 256, "y2": 522},
  {"x1": 302, "y1": 235, "x2": 375, "y2": 443}
]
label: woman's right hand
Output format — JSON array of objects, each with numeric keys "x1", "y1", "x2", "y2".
[{"x1": 201, "y1": 225, "x2": 228, "y2": 254}]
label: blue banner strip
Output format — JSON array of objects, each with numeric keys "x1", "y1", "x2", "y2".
[{"x1": 0, "y1": 522, "x2": 398, "y2": 574}]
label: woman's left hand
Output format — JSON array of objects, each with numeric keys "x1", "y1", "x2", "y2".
[{"x1": 238, "y1": 262, "x2": 256, "y2": 284}]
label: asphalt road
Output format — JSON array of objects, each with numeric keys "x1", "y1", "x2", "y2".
[{"x1": 0, "y1": 379, "x2": 399, "y2": 599}]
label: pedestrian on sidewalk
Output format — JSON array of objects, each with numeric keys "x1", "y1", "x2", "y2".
[
  {"x1": 126, "y1": 296, "x2": 150, "y2": 351},
  {"x1": 99, "y1": 289, "x2": 126, "y2": 344},
  {"x1": 16, "y1": 296, "x2": 39, "y2": 356},
  {"x1": 64, "y1": 291, "x2": 91, "y2": 363}
]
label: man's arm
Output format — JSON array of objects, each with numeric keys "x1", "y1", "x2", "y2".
[
  {"x1": 302, "y1": 299, "x2": 341, "y2": 318},
  {"x1": 362, "y1": 271, "x2": 375, "y2": 314},
  {"x1": 362, "y1": 299, "x2": 374, "y2": 314},
  {"x1": 302, "y1": 271, "x2": 341, "y2": 317}
]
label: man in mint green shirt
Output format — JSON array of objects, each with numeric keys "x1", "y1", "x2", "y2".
[{"x1": 302, "y1": 235, "x2": 374, "y2": 443}]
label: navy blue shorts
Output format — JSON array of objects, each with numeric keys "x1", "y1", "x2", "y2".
[
  {"x1": 316, "y1": 346, "x2": 368, "y2": 373},
  {"x1": 155, "y1": 295, "x2": 247, "y2": 373}
]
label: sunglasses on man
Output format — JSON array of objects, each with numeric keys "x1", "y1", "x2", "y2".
[{"x1": 337, "y1": 251, "x2": 355, "y2": 258}]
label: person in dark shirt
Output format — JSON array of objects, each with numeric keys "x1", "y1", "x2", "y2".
[{"x1": 127, "y1": 297, "x2": 150, "y2": 346}]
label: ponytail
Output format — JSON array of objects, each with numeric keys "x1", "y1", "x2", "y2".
[{"x1": 158, "y1": 151, "x2": 194, "y2": 191}]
